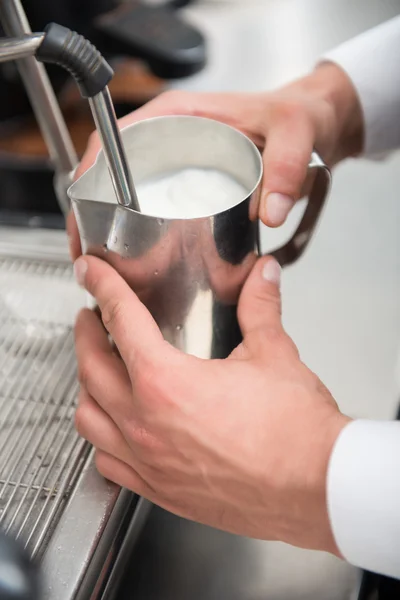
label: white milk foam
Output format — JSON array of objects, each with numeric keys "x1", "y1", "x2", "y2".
[{"x1": 134, "y1": 168, "x2": 247, "y2": 219}]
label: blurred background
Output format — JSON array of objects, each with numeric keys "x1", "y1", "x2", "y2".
[{"x1": 0, "y1": 1, "x2": 399, "y2": 599}]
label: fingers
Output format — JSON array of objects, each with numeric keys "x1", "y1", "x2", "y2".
[
  {"x1": 95, "y1": 450, "x2": 157, "y2": 498},
  {"x1": 75, "y1": 90, "x2": 200, "y2": 179},
  {"x1": 74, "y1": 308, "x2": 133, "y2": 420},
  {"x1": 237, "y1": 256, "x2": 282, "y2": 338},
  {"x1": 75, "y1": 389, "x2": 133, "y2": 466},
  {"x1": 237, "y1": 256, "x2": 300, "y2": 360},
  {"x1": 75, "y1": 90, "x2": 265, "y2": 180},
  {"x1": 260, "y1": 106, "x2": 314, "y2": 227},
  {"x1": 66, "y1": 210, "x2": 82, "y2": 261},
  {"x1": 74, "y1": 256, "x2": 170, "y2": 368},
  {"x1": 74, "y1": 90, "x2": 314, "y2": 233}
]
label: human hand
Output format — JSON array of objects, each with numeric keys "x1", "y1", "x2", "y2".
[
  {"x1": 74, "y1": 253, "x2": 350, "y2": 554},
  {"x1": 70, "y1": 61, "x2": 362, "y2": 250}
]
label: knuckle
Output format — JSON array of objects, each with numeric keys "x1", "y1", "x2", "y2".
[
  {"x1": 127, "y1": 423, "x2": 159, "y2": 453},
  {"x1": 78, "y1": 359, "x2": 90, "y2": 389},
  {"x1": 94, "y1": 451, "x2": 108, "y2": 477},
  {"x1": 101, "y1": 298, "x2": 125, "y2": 330},
  {"x1": 270, "y1": 98, "x2": 303, "y2": 121},
  {"x1": 255, "y1": 288, "x2": 282, "y2": 313},
  {"x1": 74, "y1": 403, "x2": 89, "y2": 437},
  {"x1": 268, "y1": 155, "x2": 305, "y2": 187},
  {"x1": 78, "y1": 267, "x2": 101, "y2": 302},
  {"x1": 77, "y1": 357, "x2": 92, "y2": 389},
  {"x1": 133, "y1": 355, "x2": 180, "y2": 413},
  {"x1": 239, "y1": 290, "x2": 281, "y2": 327}
]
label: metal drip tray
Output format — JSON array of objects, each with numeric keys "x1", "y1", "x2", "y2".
[
  {"x1": 0, "y1": 257, "x2": 88, "y2": 559},
  {"x1": 0, "y1": 229, "x2": 149, "y2": 600}
]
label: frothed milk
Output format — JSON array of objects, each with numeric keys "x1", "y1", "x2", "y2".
[{"x1": 135, "y1": 168, "x2": 247, "y2": 219}]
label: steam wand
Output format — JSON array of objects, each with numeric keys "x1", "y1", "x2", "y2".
[{"x1": 0, "y1": 24, "x2": 140, "y2": 212}]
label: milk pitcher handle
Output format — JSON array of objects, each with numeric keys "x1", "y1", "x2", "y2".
[{"x1": 269, "y1": 151, "x2": 331, "y2": 267}]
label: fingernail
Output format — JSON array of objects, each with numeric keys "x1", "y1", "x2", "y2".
[
  {"x1": 262, "y1": 259, "x2": 281, "y2": 287},
  {"x1": 265, "y1": 193, "x2": 294, "y2": 226},
  {"x1": 74, "y1": 257, "x2": 88, "y2": 287}
]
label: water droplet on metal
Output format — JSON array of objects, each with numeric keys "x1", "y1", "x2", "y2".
[
  {"x1": 157, "y1": 218, "x2": 164, "y2": 226},
  {"x1": 124, "y1": 243, "x2": 129, "y2": 251},
  {"x1": 102, "y1": 243, "x2": 108, "y2": 253},
  {"x1": 113, "y1": 236, "x2": 118, "y2": 244},
  {"x1": 176, "y1": 324, "x2": 182, "y2": 331}
]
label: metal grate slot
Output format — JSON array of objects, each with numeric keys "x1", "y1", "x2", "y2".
[{"x1": 0, "y1": 256, "x2": 89, "y2": 559}]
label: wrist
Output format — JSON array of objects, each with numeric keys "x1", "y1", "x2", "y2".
[
  {"x1": 275, "y1": 404, "x2": 352, "y2": 555},
  {"x1": 314, "y1": 411, "x2": 352, "y2": 557},
  {"x1": 289, "y1": 407, "x2": 352, "y2": 555},
  {"x1": 312, "y1": 62, "x2": 364, "y2": 162}
]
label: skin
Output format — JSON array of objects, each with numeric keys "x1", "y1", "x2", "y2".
[
  {"x1": 68, "y1": 63, "x2": 362, "y2": 257},
  {"x1": 72, "y1": 62, "x2": 364, "y2": 555}
]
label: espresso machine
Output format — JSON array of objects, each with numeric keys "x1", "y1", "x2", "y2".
[
  {"x1": 0, "y1": 1, "x2": 205, "y2": 598},
  {"x1": 0, "y1": 0, "x2": 204, "y2": 227},
  {"x1": 0, "y1": 1, "x2": 331, "y2": 598}
]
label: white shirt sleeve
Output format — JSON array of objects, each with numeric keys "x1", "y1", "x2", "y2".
[
  {"x1": 323, "y1": 16, "x2": 400, "y2": 157},
  {"x1": 327, "y1": 420, "x2": 400, "y2": 578}
]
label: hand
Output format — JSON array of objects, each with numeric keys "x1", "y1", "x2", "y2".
[
  {"x1": 73, "y1": 253, "x2": 350, "y2": 554},
  {"x1": 70, "y1": 61, "x2": 362, "y2": 252}
]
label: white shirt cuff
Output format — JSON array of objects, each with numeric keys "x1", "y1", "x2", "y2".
[
  {"x1": 322, "y1": 16, "x2": 400, "y2": 157},
  {"x1": 327, "y1": 419, "x2": 400, "y2": 578}
]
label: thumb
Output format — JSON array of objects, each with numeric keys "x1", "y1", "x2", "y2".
[{"x1": 237, "y1": 256, "x2": 282, "y2": 337}]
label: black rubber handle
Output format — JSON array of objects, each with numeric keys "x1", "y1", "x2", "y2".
[
  {"x1": 93, "y1": 2, "x2": 206, "y2": 79},
  {"x1": 36, "y1": 22, "x2": 113, "y2": 98}
]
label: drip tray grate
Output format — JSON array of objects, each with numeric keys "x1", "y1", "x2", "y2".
[{"x1": 0, "y1": 255, "x2": 89, "y2": 559}]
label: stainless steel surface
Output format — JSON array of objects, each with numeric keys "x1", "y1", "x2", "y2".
[
  {"x1": 89, "y1": 89, "x2": 140, "y2": 211},
  {"x1": 0, "y1": 255, "x2": 87, "y2": 559},
  {"x1": 0, "y1": 0, "x2": 78, "y2": 216},
  {"x1": 121, "y1": 507, "x2": 361, "y2": 600},
  {"x1": 100, "y1": 498, "x2": 153, "y2": 600},
  {"x1": 70, "y1": 115, "x2": 329, "y2": 358},
  {"x1": 0, "y1": 231, "x2": 147, "y2": 599},
  {"x1": 41, "y1": 467, "x2": 139, "y2": 600},
  {"x1": 0, "y1": 33, "x2": 44, "y2": 62},
  {"x1": 117, "y1": 1, "x2": 400, "y2": 599}
]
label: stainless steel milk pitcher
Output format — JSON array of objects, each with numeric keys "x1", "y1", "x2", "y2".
[
  {"x1": 69, "y1": 115, "x2": 331, "y2": 359},
  {"x1": 0, "y1": 15, "x2": 330, "y2": 360}
]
